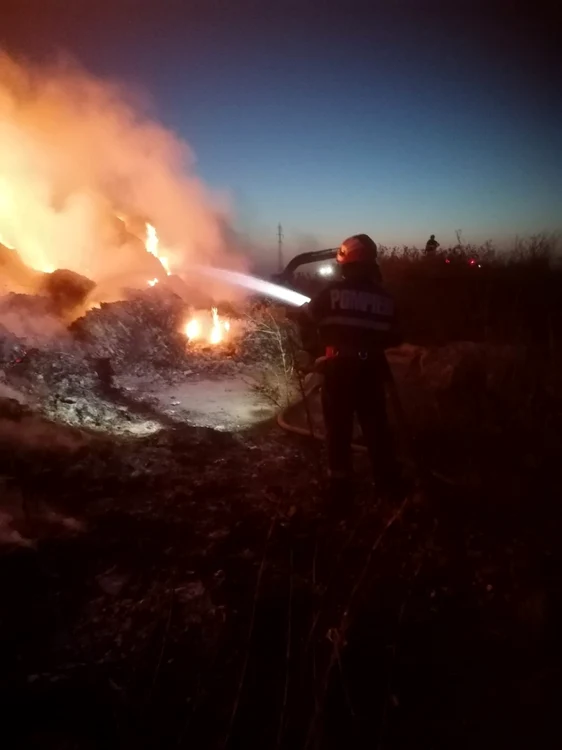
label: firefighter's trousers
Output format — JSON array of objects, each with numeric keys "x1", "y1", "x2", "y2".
[{"x1": 321, "y1": 355, "x2": 399, "y2": 491}]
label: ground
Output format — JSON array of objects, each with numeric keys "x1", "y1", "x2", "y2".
[
  {"x1": 118, "y1": 371, "x2": 276, "y2": 431},
  {"x1": 1, "y1": 356, "x2": 561, "y2": 749}
]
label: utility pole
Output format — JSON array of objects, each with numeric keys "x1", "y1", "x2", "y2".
[{"x1": 277, "y1": 223, "x2": 284, "y2": 272}]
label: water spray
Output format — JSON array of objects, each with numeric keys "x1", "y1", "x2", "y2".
[{"x1": 193, "y1": 266, "x2": 310, "y2": 307}]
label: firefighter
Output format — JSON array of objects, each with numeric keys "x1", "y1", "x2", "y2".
[
  {"x1": 299, "y1": 234, "x2": 403, "y2": 501},
  {"x1": 425, "y1": 234, "x2": 439, "y2": 254}
]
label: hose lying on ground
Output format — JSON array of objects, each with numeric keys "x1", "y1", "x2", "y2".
[
  {"x1": 277, "y1": 370, "x2": 455, "y2": 486},
  {"x1": 277, "y1": 378, "x2": 368, "y2": 453},
  {"x1": 277, "y1": 368, "x2": 402, "y2": 455}
]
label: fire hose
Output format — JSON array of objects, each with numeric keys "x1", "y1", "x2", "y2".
[
  {"x1": 276, "y1": 359, "x2": 413, "y2": 461},
  {"x1": 277, "y1": 357, "x2": 452, "y2": 486}
]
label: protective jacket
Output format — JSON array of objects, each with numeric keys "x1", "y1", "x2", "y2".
[
  {"x1": 300, "y1": 275, "x2": 401, "y2": 357},
  {"x1": 298, "y1": 273, "x2": 402, "y2": 495}
]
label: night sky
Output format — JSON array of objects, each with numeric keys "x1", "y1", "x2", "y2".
[{"x1": 1, "y1": 0, "x2": 560, "y2": 258}]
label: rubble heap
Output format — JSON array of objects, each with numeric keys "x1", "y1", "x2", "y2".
[
  {"x1": 40, "y1": 269, "x2": 96, "y2": 316},
  {"x1": 70, "y1": 286, "x2": 190, "y2": 374},
  {"x1": 0, "y1": 321, "x2": 28, "y2": 366},
  {"x1": 0, "y1": 285, "x2": 251, "y2": 432}
]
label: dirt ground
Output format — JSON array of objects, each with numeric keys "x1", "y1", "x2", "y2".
[
  {"x1": 117, "y1": 372, "x2": 277, "y2": 431},
  {"x1": 1, "y1": 363, "x2": 561, "y2": 749}
]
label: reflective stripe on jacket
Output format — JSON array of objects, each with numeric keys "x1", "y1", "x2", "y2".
[{"x1": 301, "y1": 277, "x2": 400, "y2": 351}]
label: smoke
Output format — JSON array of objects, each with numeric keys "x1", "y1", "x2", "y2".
[{"x1": 0, "y1": 52, "x2": 243, "y2": 294}]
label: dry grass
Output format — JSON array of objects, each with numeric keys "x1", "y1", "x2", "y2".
[
  {"x1": 238, "y1": 305, "x2": 300, "y2": 408},
  {"x1": 295, "y1": 234, "x2": 562, "y2": 349}
]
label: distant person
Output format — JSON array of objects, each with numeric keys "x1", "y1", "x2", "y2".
[
  {"x1": 425, "y1": 234, "x2": 440, "y2": 254},
  {"x1": 298, "y1": 234, "x2": 404, "y2": 505}
]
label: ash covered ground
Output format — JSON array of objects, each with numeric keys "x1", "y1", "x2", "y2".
[
  {"x1": 0, "y1": 284, "x2": 280, "y2": 434},
  {"x1": 1, "y1": 283, "x2": 562, "y2": 749}
]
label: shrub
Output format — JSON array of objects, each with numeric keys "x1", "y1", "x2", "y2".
[{"x1": 238, "y1": 303, "x2": 299, "y2": 408}]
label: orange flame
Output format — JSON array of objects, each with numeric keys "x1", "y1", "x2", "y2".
[
  {"x1": 184, "y1": 308, "x2": 231, "y2": 346},
  {"x1": 185, "y1": 318, "x2": 201, "y2": 341},
  {"x1": 209, "y1": 307, "x2": 222, "y2": 344},
  {"x1": 0, "y1": 54, "x2": 231, "y2": 288},
  {"x1": 145, "y1": 223, "x2": 171, "y2": 276}
]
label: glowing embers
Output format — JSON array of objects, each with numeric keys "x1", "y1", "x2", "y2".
[{"x1": 184, "y1": 307, "x2": 231, "y2": 347}]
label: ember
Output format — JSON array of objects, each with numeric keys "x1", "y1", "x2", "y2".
[{"x1": 184, "y1": 307, "x2": 231, "y2": 347}]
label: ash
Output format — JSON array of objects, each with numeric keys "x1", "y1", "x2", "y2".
[{"x1": 0, "y1": 285, "x2": 254, "y2": 434}]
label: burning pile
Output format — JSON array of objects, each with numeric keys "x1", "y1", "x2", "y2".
[
  {"x1": 185, "y1": 307, "x2": 231, "y2": 347},
  {"x1": 0, "y1": 284, "x2": 243, "y2": 433},
  {"x1": 0, "y1": 54, "x2": 298, "y2": 433},
  {"x1": 0, "y1": 52, "x2": 240, "y2": 304}
]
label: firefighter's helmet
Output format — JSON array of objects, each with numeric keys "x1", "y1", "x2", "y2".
[{"x1": 336, "y1": 234, "x2": 378, "y2": 265}]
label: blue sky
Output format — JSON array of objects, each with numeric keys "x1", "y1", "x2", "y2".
[{"x1": 2, "y1": 0, "x2": 560, "y2": 263}]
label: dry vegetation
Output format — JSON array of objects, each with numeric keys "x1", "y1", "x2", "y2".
[
  {"x1": 239, "y1": 306, "x2": 300, "y2": 407},
  {"x1": 1, "y1": 236, "x2": 562, "y2": 749},
  {"x1": 297, "y1": 234, "x2": 562, "y2": 346}
]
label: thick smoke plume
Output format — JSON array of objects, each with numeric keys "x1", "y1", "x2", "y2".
[{"x1": 0, "y1": 52, "x2": 242, "y2": 297}]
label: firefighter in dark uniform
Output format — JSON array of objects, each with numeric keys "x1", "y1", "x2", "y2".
[
  {"x1": 299, "y1": 234, "x2": 403, "y2": 500},
  {"x1": 425, "y1": 234, "x2": 439, "y2": 254}
]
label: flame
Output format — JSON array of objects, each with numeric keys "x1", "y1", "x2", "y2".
[
  {"x1": 185, "y1": 318, "x2": 201, "y2": 341},
  {"x1": 209, "y1": 306, "x2": 223, "y2": 344},
  {"x1": 184, "y1": 307, "x2": 231, "y2": 346},
  {"x1": 145, "y1": 223, "x2": 171, "y2": 276},
  {"x1": 0, "y1": 54, "x2": 231, "y2": 290}
]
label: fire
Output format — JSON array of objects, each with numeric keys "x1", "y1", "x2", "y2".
[
  {"x1": 209, "y1": 307, "x2": 223, "y2": 344},
  {"x1": 145, "y1": 223, "x2": 171, "y2": 276},
  {"x1": 184, "y1": 307, "x2": 231, "y2": 347},
  {"x1": 144, "y1": 223, "x2": 172, "y2": 287},
  {"x1": 0, "y1": 54, "x2": 230, "y2": 292},
  {"x1": 185, "y1": 318, "x2": 201, "y2": 341}
]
